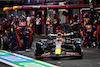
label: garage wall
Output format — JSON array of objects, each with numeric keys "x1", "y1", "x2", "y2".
[{"x1": 59, "y1": 11, "x2": 66, "y2": 24}]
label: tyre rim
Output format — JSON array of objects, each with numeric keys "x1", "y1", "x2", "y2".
[{"x1": 0, "y1": 38, "x2": 3, "y2": 50}]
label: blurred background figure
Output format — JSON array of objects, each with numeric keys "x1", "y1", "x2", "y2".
[
  {"x1": 31, "y1": 15, "x2": 35, "y2": 34},
  {"x1": 35, "y1": 14, "x2": 41, "y2": 35},
  {"x1": 70, "y1": 14, "x2": 80, "y2": 38},
  {"x1": 46, "y1": 14, "x2": 51, "y2": 34},
  {"x1": 53, "y1": 13, "x2": 61, "y2": 33},
  {"x1": 83, "y1": 13, "x2": 90, "y2": 27},
  {"x1": 27, "y1": 14, "x2": 31, "y2": 26}
]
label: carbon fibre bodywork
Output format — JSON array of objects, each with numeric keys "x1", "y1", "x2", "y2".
[{"x1": 35, "y1": 32, "x2": 83, "y2": 59}]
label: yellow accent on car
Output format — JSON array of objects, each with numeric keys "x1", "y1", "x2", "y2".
[
  {"x1": 64, "y1": 33, "x2": 66, "y2": 35},
  {"x1": 55, "y1": 49, "x2": 61, "y2": 54},
  {"x1": 71, "y1": 39, "x2": 74, "y2": 40}
]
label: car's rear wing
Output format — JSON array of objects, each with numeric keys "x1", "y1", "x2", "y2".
[{"x1": 48, "y1": 32, "x2": 74, "y2": 38}]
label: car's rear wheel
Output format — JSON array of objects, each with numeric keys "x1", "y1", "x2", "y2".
[
  {"x1": 35, "y1": 43, "x2": 43, "y2": 59},
  {"x1": 75, "y1": 46, "x2": 83, "y2": 59}
]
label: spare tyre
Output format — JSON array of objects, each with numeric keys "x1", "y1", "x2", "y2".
[{"x1": 1, "y1": 36, "x2": 9, "y2": 50}]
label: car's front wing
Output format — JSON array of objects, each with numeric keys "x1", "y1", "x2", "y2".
[{"x1": 35, "y1": 52, "x2": 82, "y2": 58}]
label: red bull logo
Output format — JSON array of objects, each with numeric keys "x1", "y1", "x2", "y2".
[{"x1": 19, "y1": 22, "x2": 26, "y2": 26}]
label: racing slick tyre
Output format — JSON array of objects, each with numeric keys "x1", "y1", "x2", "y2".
[
  {"x1": 1, "y1": 36, "x2": 9, "y2": 50},
  {"x1": 75, "y1": 46, "x2": 83, "y2": 59},
  {"x1": 35, "y1": 43, "x2": 43, "y2": 59},
  {"x1": 75, "y1": 46, "x2": 81, "y2": 52},
  {"x1": 0, "y1": 37, "x2": 3, "y2": 50}
]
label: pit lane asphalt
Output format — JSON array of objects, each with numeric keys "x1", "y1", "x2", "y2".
[{"x1": 1, "y1": 36, "x2": 100, "y2": 67}]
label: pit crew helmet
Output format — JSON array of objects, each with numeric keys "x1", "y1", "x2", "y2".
[
  {"x1": 73, "y1": 14, "x2": 78, "y2": 20},
  {"x1": 8, "y1": 14, "x2": 14, "y2": 20},
  {"x1": 54, "y1": 13, "x2": 58, "y2": 19},
  {"x1": 83, "y1": 13, "x2": 89, "y2": 18},
  {"x1": 15, "y1": 15, "x2": 19, "y2": 23}
]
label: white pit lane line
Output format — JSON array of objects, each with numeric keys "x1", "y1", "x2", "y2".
[{"x1": 0, "y1": 50, "x2": 59, "y2": 67}]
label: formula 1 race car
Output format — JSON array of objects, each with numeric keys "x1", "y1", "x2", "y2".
[{"x1": 35, "y1": 31, "x2": 83, "y2": 59}]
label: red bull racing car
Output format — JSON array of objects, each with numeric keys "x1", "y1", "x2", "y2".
[{"x1": 35, "y1": 31, "x2": 83, "y2": 59}]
